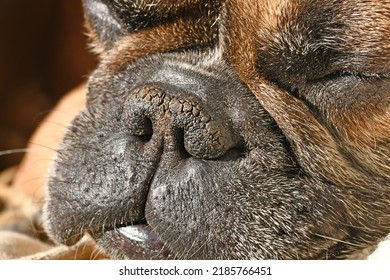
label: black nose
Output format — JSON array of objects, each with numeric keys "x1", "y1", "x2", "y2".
[{"x1": 125, "y1": 86, "x2": 238, "y2": 160}]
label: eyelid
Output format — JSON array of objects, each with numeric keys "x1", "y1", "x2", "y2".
[
  {"x1": 340, "y1": 70, "x2": 390, "y2": 79},
  {"x1": 307, "y1": 70, "x2": 390, "y2": 84}
]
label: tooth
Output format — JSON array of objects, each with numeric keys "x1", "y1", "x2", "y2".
[{"x1": 118, "y1": 227, "x2": 148, "y2": 242}]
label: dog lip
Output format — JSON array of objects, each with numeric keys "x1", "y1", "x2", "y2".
[{"x1": 100, "y1": 224, "x2": 175, "y2": 259}]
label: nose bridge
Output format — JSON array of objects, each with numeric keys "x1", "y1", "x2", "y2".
[{"x1": 125, "y1": 85, "x2": 237, "y2": 159}]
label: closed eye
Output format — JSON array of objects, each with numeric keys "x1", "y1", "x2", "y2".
[{"x1": 308, "y1": 70, "x2": 390, "y2": 84}]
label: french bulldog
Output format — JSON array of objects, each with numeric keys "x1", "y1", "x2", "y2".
[{"x1": 43, "y1": 0, "x2": 390, "y2": 259}]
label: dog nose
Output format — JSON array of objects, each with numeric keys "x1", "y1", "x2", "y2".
[{"x1": 125, "y1": 86, "x2": 237, "y2": 160}]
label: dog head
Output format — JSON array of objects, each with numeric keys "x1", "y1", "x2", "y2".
[{"x1": 43, "y1": 0, "x2": 390, "y2": 259}]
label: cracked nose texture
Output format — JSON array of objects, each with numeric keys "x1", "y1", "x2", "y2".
[{"x1": 125, "y1": 86, "x2": 237, "y2": 159}]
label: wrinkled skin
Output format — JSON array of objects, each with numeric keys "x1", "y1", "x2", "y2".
[{"x1": 44, "y1": 0, "x2": 390, "y2": 259}]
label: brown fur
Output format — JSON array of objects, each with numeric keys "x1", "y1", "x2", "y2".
[{"x1": 224, "y1": 0, "x2": 390, "y2": 185}]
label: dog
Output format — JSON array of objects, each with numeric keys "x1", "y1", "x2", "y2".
[{"x1": 43, "y1": 0, "x2": 390, "y2": 259}]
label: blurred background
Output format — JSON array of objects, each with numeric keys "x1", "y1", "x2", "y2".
[{"x1": 0, "y1": 0, "x2": 97, "y2": 171}]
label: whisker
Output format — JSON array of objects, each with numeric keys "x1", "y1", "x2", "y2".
[
  {"x1": 35, "y1": 109, "x2": 79, "y2": 120},
  {"x1": 40, "y1": 120, "x2": 70, "y2": 129},
  {"x1": 314, "y1": 233, "x2": 362, "y2": 248},
  {"x1": 27, "y1": 142, "x2": 58, "y2": 152},
  {"x1": 0, "y1": 148, "x2": 33, "y2": 156}
]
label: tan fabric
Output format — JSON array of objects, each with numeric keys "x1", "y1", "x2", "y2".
[{"x1": 0, "y1": 231, "x2": 52, "y2": 259}]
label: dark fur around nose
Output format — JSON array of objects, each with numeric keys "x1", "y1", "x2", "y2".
[{"x1": 125, "y1": 85, "x2": 237, "y2": 160}]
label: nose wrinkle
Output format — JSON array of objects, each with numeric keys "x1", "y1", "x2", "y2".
[{"x1": 126, "y1": 86, "x2": 236, "y2": 159}]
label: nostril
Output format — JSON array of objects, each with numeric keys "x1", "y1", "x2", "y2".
[
  {"x1": 139, "y1": 117, "x2": 153, "y2": 142},
  {"x1": 176, "y1": 129, "x2": 192, "y2": 159},
  {"x1": 127, "y1": 114, "x2": 154, "y2": 142}
]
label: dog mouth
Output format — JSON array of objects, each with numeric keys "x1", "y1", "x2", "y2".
[{"x1": 96, "y1": 223, "x2": 175, "y2": 259}]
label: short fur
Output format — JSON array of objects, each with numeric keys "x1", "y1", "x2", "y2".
[{"x1": 43, "y1": 0, "x2": 390, "y2": 259}]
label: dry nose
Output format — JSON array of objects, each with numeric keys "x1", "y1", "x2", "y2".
[{"x1": 125, "y1": 86, "x2": 238, "y2": 159}]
